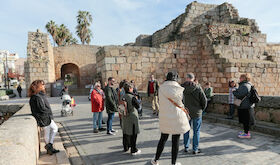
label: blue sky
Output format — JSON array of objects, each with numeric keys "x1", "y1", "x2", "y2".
[{"x1": 0, "y1": 0, "x2": 279, "y2": 58}]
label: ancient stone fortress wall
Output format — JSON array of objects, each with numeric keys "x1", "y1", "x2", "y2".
[
  {"x1": 53, "y1": 45, "x2": 100, "y2": 87},
  {"x1": 24, "y1": 31, "x2": 56, "y2": 93},
  {"x1": 24, "y1": 2, "x2": 280, "y2": 96}
]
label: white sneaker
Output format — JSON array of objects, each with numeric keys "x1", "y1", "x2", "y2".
[
  {"x1": 172, "y1": 163, "x2": 181, "y2": 165},
  {"x1": 111, "y1": 129, "x2": 118, "y2": 133},
  {"x1": 131, "y1": 149, "x2": 141, "y2": 156},
  {"x1": 150, "y1": 159, "x2": 159, "y2": 165}
]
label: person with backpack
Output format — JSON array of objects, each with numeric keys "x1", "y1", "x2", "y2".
[{"x1": 233, "y1": 74, "x2": 257, "y2": 139}]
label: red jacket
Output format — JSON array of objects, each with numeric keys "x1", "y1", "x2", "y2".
[{"x1": 91, "y1": 89, "x2": 104, "y2": 112}]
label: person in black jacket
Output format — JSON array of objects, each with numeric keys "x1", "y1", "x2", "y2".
[
  {"x1": 17, "y1": 84, "x2": 22, "y2": 98},
  {"x1": 29, "y1": 80, "x2": 60, "y2": 155},
  {"x1": 233, "y1": 74, "x2": 255, "y2": 139}
]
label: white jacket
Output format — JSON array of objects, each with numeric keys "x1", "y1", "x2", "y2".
[{"x1": 159, "y1": 81, "x2": 190, "y2": 134}]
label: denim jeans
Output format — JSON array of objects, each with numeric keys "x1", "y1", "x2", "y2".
[
  {"x1": 229, "y1": 104, "x2": 235, "y2": 117},
  {"x1": 183, "y1": 117, "x2": 202, "y2": 152},
  {"x1": 107, "y1": 113, "x2": 115, "y2": 132},
  {"x1": 93, "y1": 112, "x2": 103, "y2": 129}
]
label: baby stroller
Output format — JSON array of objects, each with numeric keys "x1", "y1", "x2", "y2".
[{"x1": 61, "y1": 94, "x2": 73, "y2": 116}]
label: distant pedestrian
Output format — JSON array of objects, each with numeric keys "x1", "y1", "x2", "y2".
[
  {"x1": 91, "y1": 82, "x2": 106, "y2": 133},
  {"x1": 17, "y1": 84, "x2": 22, "y2": 98},
  {"x1": 233, "y1": 74, "x2": 256, "y2": 139},
  {"x1": 147, "y1": 75, "x2": 159, "y2": 115},
  {"x1": 122, "y1": 83, "x2": 141, "y2": 155},
  {"x1": 104, "y1": 77, "x2": 119, "y2": 135},
  {"x1": 182, "y1": 73, "x2": 207, "y2": 155},
  {"x1": 226, "y1": 81, "x2": 237, "y2": 119},
  {"x1": 151, "y1": 72, "x2": 190, "y2": 165},
  {"x1": 59, "y1": 86, "x2": 68, "y2": 97},
  {"x1": 204, "y1": 82, "x2": 213, "y2": 112},
  {"x1": 28, "y1": 80, "x2": 59, "y2": 155}
]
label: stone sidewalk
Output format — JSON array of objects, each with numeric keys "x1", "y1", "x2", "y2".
[{"x1": 50, "y1": 96, "x2": 280, "y2": 165}]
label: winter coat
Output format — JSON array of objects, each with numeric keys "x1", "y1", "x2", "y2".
[
  {"x1": 29, "y1": 91, "x2": 54, "y2": 127},
  {"x1": 17, "y1": 85, "x2": 22, "y2": 92},
  {"x1": 182, "y1": 81, "x2": 207, "y2": 119},
  {"x1": 91, "y1": 88, "x2": 104, "y2": 113},
  {"x1": 147, "y1": 80, "x2": 159, "y2": 96},
  {"x1": 158, "y1": 81, "x2": 190, "y2": 134},
  {"x1": 104, "y1": 85, "x2": 118, "y2": 113},
  {"x1": 122, "y1": 92, "x2": 140, "y2": 135},
  {"x1": 204, "y1": 87, "x2": 213, "y2": 99},
  {"x1": 233, "y1": 81, "x2": 255, "y2": 110}
]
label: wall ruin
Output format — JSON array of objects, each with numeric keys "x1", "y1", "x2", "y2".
[{"x1": 25, "y1": 2, "x2": 280, "y2": 96}]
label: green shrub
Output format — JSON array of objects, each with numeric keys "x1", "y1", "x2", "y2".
[{"x1": 6, "y1": 89, "x2": 13, "y2": 95}]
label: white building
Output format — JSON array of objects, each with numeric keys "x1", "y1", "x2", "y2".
[{"x1": 0, "y1": 50, "x2": 19, "y2": 82}]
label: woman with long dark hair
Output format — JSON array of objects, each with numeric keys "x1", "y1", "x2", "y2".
[{"x1": 29, "y1": 80, "x2": 59, "y2": 155}]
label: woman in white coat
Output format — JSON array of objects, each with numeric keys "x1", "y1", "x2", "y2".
[{"x1": 151, "y1": 72, "x2": 190, "y2": 165}]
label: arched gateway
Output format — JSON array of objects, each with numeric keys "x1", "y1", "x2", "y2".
[{"x1": 61, "y1": 63, "x2": 80, "y2": 88}]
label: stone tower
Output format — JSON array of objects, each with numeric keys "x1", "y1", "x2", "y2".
[{"x1": 24, "y1": 30, "x2": 55, "y2": 95}]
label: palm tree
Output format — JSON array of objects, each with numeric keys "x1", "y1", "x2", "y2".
[
  {"x1": 76, "y1": 10, "x2": 93, "y2": 45},
  {"x1": 55, "y1": 24, "x2": 70, "y2": 46},
  {"x1": 64, "y1": 34, "x2": 78, "y2": 45},
  {"x1": 45, "y1": 20, "x2": 58, "y2": 46}
]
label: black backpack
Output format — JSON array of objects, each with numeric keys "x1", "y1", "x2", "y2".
[{"x1": 249, "y1": 86, "x2": 261, "y2": 103}]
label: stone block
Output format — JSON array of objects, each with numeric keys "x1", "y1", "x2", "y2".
[
  {"x1": 116, "y1": 57, "x2": 126, "y2": 64},
  {"x1": 104, "y1": 57, "x2": 115, "y2": 64},
  {"x1": 142, "y1": 58, "x2": 149, "y2": 63},
  {"x1": 226, "y1": 67, "x2": 238, "y2": 73},
  {"x1": 271, "y1": 110, "x2": 280, "y2": 124},
  {"x1": 255, "y1": 110, "x2": 271, "y2": 122}
]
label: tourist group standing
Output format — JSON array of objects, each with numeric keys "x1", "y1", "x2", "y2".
[{"x1": 27, "y1": 70, "x2": 257, "y2": 163}]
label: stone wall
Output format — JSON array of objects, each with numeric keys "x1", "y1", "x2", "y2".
[
  {"x1": 150, "y1": 2, "x2": 244, "y2": 47},
  {"x1": 0, "y1": 104, "x2": 39, "y2": 165},
  {"x1": 210, "y1": 94, "x2": 280, "y2": 124},
  {"x1": 24, "y1": 30, "x2": 55, "y2": 95},
  {"x1": 53, "y1": 45, "x2": 100, "y2": 87},
  {"x1": 135, "y1": 35, "x2": 152, "y2": 47}
]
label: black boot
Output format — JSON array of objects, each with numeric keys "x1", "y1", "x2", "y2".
[
  {"x1": 49, "y1": 143, "x2": 60, "y2": 154},
  {"x1": 44, "y1": 143, "x2": 53, "y2": 155}
]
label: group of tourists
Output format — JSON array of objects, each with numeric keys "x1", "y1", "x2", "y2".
[{"x1": 27, "y1": 71, "x2": 257, "y2": 164}]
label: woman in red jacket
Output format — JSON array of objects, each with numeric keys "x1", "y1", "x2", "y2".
[{"x1": 91, "y1": 82, "x2": 106, "y2": 133}]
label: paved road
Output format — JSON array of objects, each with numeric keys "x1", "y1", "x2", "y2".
[
  {"x1": 48, "y1": 96, "x2": 280, "y2": 165},
  {"x1": 2, "y1": 96, "x2": 280, "y2": 165}
]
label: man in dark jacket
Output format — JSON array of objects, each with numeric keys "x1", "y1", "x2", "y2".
[
  {"x1": 233, "y1": 73, "x2": 255, "y2": 139},
  {"x1": 104, "y1": 77, "x2": 119, "y2": 135},
  {"x1": 182, "y1": 73, "x2": 207, "y2": 155},
  {"x1": 147, "y1": 75, "x2": 159, "y2": 115},
  {"x1": 17, "y1": 84, "x2": 22, "y2": 98}
]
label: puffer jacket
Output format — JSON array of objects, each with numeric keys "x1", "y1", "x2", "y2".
[
  {"x1": 182, "y1": 81, "x2": 207, "y2": 119},
  {"x1": 233, "y1": 81, "x2": 255, "y2": 109},
  {"x1": 159, "y1": 81, "x2": 190, "y2": 134}
]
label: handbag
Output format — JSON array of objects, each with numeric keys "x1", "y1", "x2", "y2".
[
  {"x1": 168, "y1": 98, "x2": 191, "y2": 120},
  {"x1": 234, "y1": 96, "x2": 246, "y2": 106}
]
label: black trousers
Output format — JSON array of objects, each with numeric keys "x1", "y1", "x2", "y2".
[
  {"x1": 155, "y1": 133, "x2": 180, "y2": 164},
  {"x1": 123, "y1": 124, "x2": 138, "y2": 153},
  {"x1": 238, "y1": 108, "x2": 255, "y2": 134}
]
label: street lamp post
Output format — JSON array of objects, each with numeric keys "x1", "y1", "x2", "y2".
[{"x1": 5, "y1": 53, "x2": 9, "y2": 89}]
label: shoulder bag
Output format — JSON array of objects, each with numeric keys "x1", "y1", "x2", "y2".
[{"x1": 168, "y1": 98, "x2": 191, "y2": 120}]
